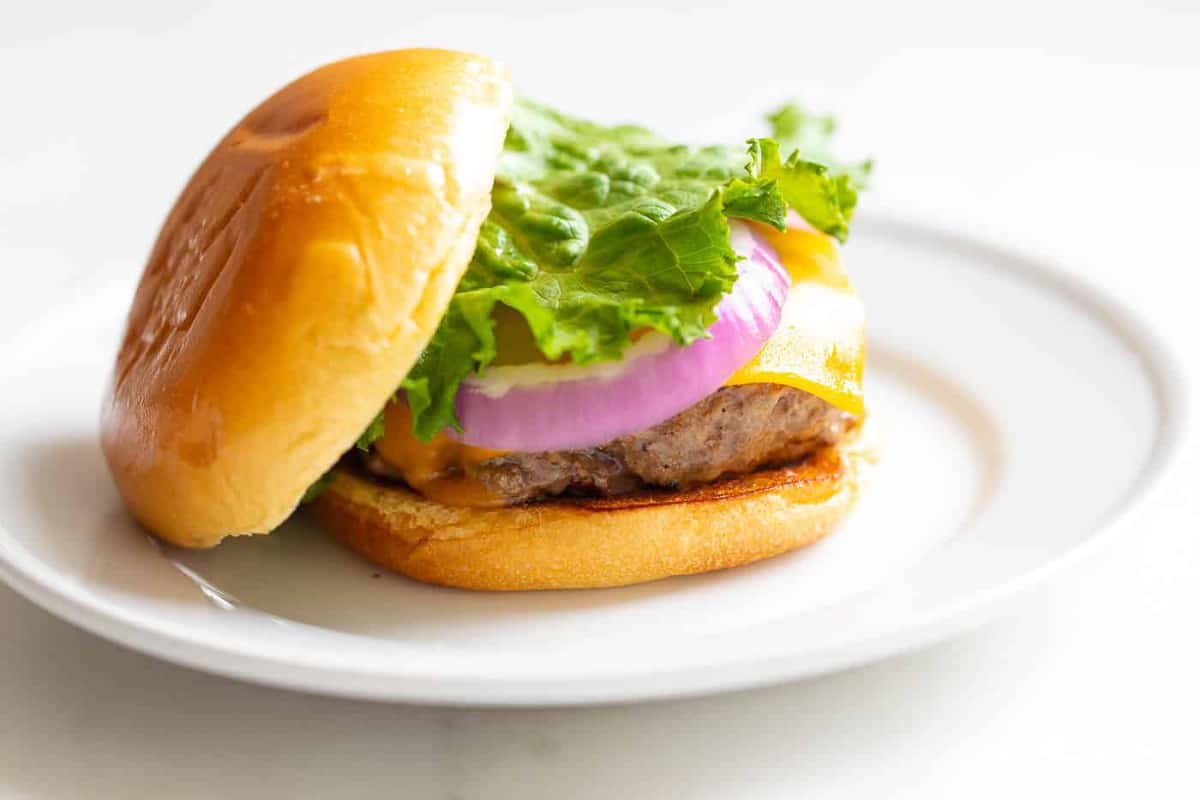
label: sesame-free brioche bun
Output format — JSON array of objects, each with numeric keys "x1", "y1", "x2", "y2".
[
  {"x1": 311, "y1": 437, "x2": 866, "y2": 591},
  {"x1": 101, "y1": 50, "x2": 513, "y2": 548}
]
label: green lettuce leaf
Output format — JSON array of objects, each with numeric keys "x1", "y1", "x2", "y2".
[
  {"x1": 393, "y1": 99, "x2": 865, "y2": 441},
  {"x1": 744, "y1": 138, "x2": 858, "y2": 242},
  {"x1": 300, "y1": 470, "x2": 334, "y2": 504},
  {"x1": 768, "y1": 102, "x2": 873, "y2": 188},
  {"x1": 355, "y1": 409, "x2": 386, "y2": 452}
]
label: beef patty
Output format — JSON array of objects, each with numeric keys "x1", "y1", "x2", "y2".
[{"x1": 366, "y1": 384, "x2": 856, "y2": 505}]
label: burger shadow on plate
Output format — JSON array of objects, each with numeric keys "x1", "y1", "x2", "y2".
[
  {"x1": 160, "y1": 507, "x2": 797, "y2": 643},
  {"x1": 15, "y1": 434, "x2": 211, "y2": 607},
  {"x1": 16, "y1": 433, "x2": 757, "y2": 641}
]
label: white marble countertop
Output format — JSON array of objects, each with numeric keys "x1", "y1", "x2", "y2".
[{"x1": 2, "y1": 1, "x2": 1197, "y2": 796}]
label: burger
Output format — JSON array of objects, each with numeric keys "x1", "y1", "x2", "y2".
[{"x1": 102, "y1": 49, "x2": 871, "y2": 591}]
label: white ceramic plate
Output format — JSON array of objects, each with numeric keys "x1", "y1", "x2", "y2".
[{"x1": 0, "y1": 219, "x2": 1185, "y2": 706}]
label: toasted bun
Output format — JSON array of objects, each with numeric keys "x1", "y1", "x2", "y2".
[
  {"x1": 311, "y1": 440, "x2": 866, "y2": 591},
  {"x1": 101, "y1": 50, "x2": 513, "y2": 548}
]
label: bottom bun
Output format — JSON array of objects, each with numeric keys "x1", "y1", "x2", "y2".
[{"x1": 312, "y1": 436, "x2": 867, "y2": 591}]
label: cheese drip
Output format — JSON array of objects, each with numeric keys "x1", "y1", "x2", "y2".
[{"x1": 374, "y1": 401, "x2": 509, "y2": 507}]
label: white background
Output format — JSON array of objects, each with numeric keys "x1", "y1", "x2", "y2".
[{"x1": 1, "y1": 0, "x2": 1198, "y2": 796}]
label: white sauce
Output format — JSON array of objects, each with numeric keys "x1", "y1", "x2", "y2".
[{"x1": 466, "y1": 332, "x2": 675, "y2": 398}]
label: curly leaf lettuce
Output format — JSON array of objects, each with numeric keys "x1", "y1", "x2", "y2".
[
  {"x1": 767, "y1": 102, "x2": 874, "y2": 188},
  {"x1": 392, "y1": 99, "x2": 866, "y2": 441}
]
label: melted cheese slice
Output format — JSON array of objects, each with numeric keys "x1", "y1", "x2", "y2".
[
  {"x1": 723, "y1": 225, "x2": 865, "y2": 416},
  {"x1": 375, "y1": 401, "x2": 509, "y2": 507}
]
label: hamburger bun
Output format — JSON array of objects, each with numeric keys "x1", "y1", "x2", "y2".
[
  {"x1": 101, "y1": 50, "x2": 513, "y2": 547},
  {"x1": 311, "y1": 434, "x2": 867, "y2": 591}
]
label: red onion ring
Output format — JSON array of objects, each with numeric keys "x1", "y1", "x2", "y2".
[{"x1": 449, "y1": 224, "x2": 790, "y2": 451}]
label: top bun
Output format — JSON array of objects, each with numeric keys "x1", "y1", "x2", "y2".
[{"x1": 101, "y1": 50, "x2": 513, "y2": 548}]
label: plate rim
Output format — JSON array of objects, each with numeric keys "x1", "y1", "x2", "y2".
[{"x1": 0, "y1": 215, "x2": 1189, "y2": 707}]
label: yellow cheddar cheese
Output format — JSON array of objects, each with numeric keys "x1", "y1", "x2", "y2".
[{"x1": 724, "y1": 225, "x2": 865, "y2": 416}]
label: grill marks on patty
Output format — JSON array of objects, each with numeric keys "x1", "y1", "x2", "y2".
[{"x1": 365, "y1": 384, "x2": 856, "y2": 506}]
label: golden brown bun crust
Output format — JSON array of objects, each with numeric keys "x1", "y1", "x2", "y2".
[
  {"x1": 311, "y1": 442, "x2": 865, "y2": 591},
  {"x1": 101, "y1": 50, "x2": 512, "y2": 548}
]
